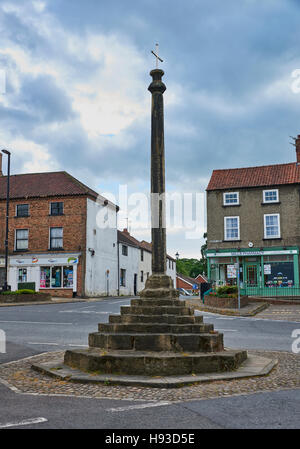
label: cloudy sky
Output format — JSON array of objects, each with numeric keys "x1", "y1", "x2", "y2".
[{"x1": 1, "y1": 0, "x2": 300, "y2": 258}]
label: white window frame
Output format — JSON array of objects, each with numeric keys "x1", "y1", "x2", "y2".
[
  {"x1": 263, "y1": 189, "x2": 279, "y2": 204},
  {"x1": 224, "y1": 216, "x2": 240, "y2": 241},
  {"x1": 223, "y1": 192, "x2": 239, "y2": 206},
  {"x1": 15, "y1": 229, "x2": 29, "y2": 250},
  {"x1": 49, "y1": 227, "x2": 63, "y2": 250},
  {"x1": 264, "y1": 214, "x2": 281, "y2": 239}
]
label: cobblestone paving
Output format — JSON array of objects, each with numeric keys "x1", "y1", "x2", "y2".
[{"x1": 0, "y1": 350, "x2": 299, "y2": 402}]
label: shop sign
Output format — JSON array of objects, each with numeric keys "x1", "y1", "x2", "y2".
[{"x1": 264, "y1": 264, "x2": 272, "y2": 275}]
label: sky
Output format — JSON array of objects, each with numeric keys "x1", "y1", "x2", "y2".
[{"x1": 1, "y1": 0, "x2": 300, "y2": 258}]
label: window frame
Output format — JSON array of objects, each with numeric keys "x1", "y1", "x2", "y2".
[
  {"x1": 50, "y1": 201, "x2": 64, "y2": 216},
  {"x1": 122, "y1": 245, "x2": 128, "y2": 256},
  {"x1": 224, "y1": 216, "x2": 240, "y2": 241},
  {"x1": 223, "y1": 192, "x2": 239, "y2": 206},
  {"x1": 15, "y1": 228, "x2": 29, "y2": 251},
  {"x1": 16, "y1": 204, "x2": 29, "y2": 217},
  {"x1": 263, "y1": 189, "x2": 279, "y2": 204},
  {"x1": 49, "y1": 227, "x2": 63, "y2": 250},
  {"x1": 264, "y1": 213, "x2": 281, "y2": 239},
  {"x1": 120, "y1": 268, "x2": 126, "y2": 287}
]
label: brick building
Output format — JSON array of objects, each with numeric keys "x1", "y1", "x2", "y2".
[
  {"x1": 206, "y1": 136, "x2": 300, "y2": 295},
  {"x1": 0, "y1": 170, "x2": 118, "y2": 297}
]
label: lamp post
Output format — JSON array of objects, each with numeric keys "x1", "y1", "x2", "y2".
[
  {"x1": 175, "y1": 252, "x2": 179, "y2": 261},
  {"x1": 2, "y1": 149, "x2": 11, "y2": 292}
]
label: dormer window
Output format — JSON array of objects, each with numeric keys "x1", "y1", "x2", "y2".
[
  {"x1": 223, "y1": 192, "x2": 239, "y2": 206},
  {"x1": 263, "y1": 189, "x2": 279, "y2": 204}
]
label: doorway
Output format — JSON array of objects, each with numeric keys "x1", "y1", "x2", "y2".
[
  {"x1": 0, "y1": 268, "x2": 5, "y2": 288},
  {"x1": 134, "y1": 273, "x2": 137, "y2": 295},
  {"x1": 245, "y1": 264, "x2": 259, "y2": 285}
]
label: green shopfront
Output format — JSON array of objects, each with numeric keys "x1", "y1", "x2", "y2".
[{"x1": 206, "y1": 247, "x2": 300, "y2": 297}]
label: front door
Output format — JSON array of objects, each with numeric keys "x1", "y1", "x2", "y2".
[
  {"x1": 0, "y1": 268, "x2": 5, "y2": 288},
  {"x1": 245, "y1": 264, "x2": 258, "y2": 285},
  {"x1": 134, "y1": 274, "x2": 137, "y2": 295}
]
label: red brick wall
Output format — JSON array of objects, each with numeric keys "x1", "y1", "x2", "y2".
[
  {"x1": 0, "y1": 195, "x2": 88, "y2": 296},
  {"x1": 176, "y1": 277, "x2": 199, "y2": 291}
]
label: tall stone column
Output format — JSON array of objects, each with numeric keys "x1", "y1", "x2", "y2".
[{"x1": 148, "y1": 69, "x2": 167, "y2": 275}]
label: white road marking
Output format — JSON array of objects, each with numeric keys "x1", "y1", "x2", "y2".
[
  {"x1": 59, "y1": 310, "x2": 111, "y2": 314},
  {"x1": 0, "y1": 417, "x2": 48, "y2": 429},
  {"x1": 27, "y1": 342, "x2": 88, "y2": 347},
  {"x1": 0, "y1": 320, "x2": 73, "y2": 325},
  {"x1": 215, "y1": 329, "x2": 238, "y2": 332},
  {"x1": 107, "y1": 402, "x2": 170, "y2": 412}
]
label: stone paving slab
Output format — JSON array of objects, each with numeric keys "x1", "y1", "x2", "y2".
[
  {"x1": 186, "y1": 300, "x2": 269, "y2": 317},
  {"x1": 31, "y1": 354, "x2": 277, "y2": 388},
  {"x1": 0, "y1": 350, "x2": 298, "y2": 402}
]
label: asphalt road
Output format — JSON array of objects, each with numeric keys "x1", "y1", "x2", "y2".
[
  {"x1": 0, "y1": 298, "x2": 299, "y2": 430},
  {"x1": 0, "y1": 297, "x2": 298, "y2": 362}
]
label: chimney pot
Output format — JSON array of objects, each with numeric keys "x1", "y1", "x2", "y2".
[{"x1": 296, "y1": 135, "x2": 300, "y2": 164}]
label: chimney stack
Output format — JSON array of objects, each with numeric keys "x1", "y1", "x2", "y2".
[
  {"x1": 296, "y1": 135, "x2": 300, "y2": 164},
  {"x1": 0, "y1": 152, "x2": 2, "y2": 176}
]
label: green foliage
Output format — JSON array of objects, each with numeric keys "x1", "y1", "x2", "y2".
[
  {"x1": 210, "y1": 285, "x2": 238, "y2": 298},
  {"x1": 1, "y1": 289, "x2": 36, "y2": 295},
  {"x1": 176, "y1": 258, "x2": 207, "y2": 278},
  {"x1": 176, "y1": 232, "x2": 207, "y2": 278}
]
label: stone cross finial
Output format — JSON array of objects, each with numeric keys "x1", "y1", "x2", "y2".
[{"x1": 151, "y1": 43, "x2": 163, "y2": 68}]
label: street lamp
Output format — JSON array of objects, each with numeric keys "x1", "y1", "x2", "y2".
[
  {"x1": 175, "y1": 252, "x2": 179, "y2": 261},
  {"x1": 1, "y1": 149, "x2": 11, "y2": 292}
]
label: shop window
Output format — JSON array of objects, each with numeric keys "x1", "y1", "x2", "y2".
[
  {"x1": 264, "y1": 214, "x2": 280, "y2": 239},
  {"x1": 264, "y1": 262, "x2": 294, "y2": 287},
  {"x1": 223, "y1": 192, "x2": 239, "y2": 205},
  {"x1": 40, "y1": 267, "x2": 51, "y2": 288},
  {"x1": 40, "y1": 266, "x2": 73, "y2": 289},
  {"x1": 50, "y1": 202, "x2": 64, "y2": 216},
  {"x1": 51, "y1": 266, "x2": 62, "y2": 288},
  {"x1": 50, "y1": 227, "x2": 63, "y2": 249},
  {"x1": 15, "y1": 229, "x2": 28, "y2": 250},
  {"x1": 224, "y1": 217, "x2": 240, "y2": 240},
  {"x1": 263, "y1": 190, "x2": 279, "y2": 203},
  {"x1": 16, "y1": 204, "x2": 29, "y2": 217},
  {"x1": 18, "y1": 268, "x2": 27, "y2": 283}
]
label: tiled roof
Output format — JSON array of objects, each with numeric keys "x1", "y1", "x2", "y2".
[
  {"x1": 0, "y1": 171, "x2": 99, "y2": 200},
  {"x1": 207, "y1": 162, "x2": 300, "y2": 191},
  {"x1": 176, "y1": 273, "x2": 200, "y2": 287},
  {"x1": 118, "y1": 231, "x2": 175, "y2": 261},
  {"x1": 118, "y1": 230, "x2": 140, "y2": 248}
]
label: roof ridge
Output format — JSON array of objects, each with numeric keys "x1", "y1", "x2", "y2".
[{"x1": 211, "y1": 161, "x2": 297, "y2": 173}]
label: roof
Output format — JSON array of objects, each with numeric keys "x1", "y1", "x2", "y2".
[
  {"x1": 207, "y1": 162, "x2": 300, "y2": 191},
  {"x1": 118, "y1": 231, "x2": 176, "y2": 261},
  {"x1": 0, "y1": 171, "x2": 100, "y2": 201},
  {"x1": 118, "y1": 230, "x2": 140, "y2": 248},
  {"x1": 195, "y1": 273, "x2": 208, "y2": 283},
  {"x1": 176, "y1": 273, "x2": 200, "y2": 287}
]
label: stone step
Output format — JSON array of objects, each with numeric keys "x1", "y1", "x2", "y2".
[
  {"x1": 98, "y1": 323, "x2": 213, "y2": 334},
  {"x1": 120, "y1": 305, "x2": 194, "y2": 316},
  {"x1": 88, "y1": 332, "x2": 223, "y2": 352},
  {"x1": 64, "y1": 348, "x2": 247, "y2": 376},
  {"x1": 131, "y1": 298, "x2": 185, "y2": 307},
  {"x1": 108, "y1": 314, "x2": 203, "y2": 324}
]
